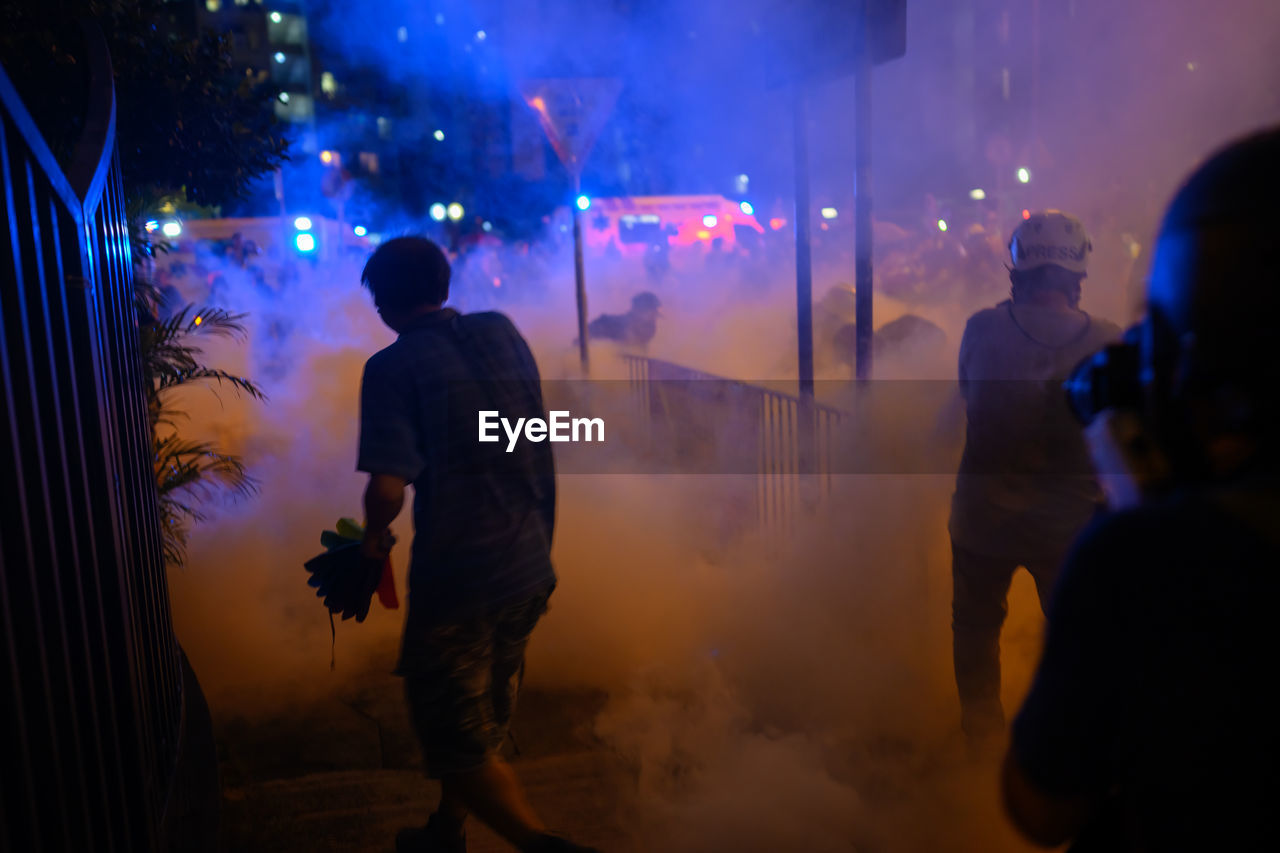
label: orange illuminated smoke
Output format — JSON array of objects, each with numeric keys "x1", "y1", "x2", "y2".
[{"x1": 769, "y1": 217, "x2": 787, "y2": 230}]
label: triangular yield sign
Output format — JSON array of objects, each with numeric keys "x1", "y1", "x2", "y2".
[{"x1": 520, "y1": 78, "x2": 622, "y2": 176}]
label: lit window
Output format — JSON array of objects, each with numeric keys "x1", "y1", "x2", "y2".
[
  {"x1": 320, "y1": 71, "x2": 336, "y2": 96},
  {"x1": 358, "y1": 151, "x2": 380, "y2": 174},
  {"x1": 377, "y1": 117, "x2": 391, "y2": 139},
  {"x1": 234, "y1": 0, "x2": 250, "y2": 5},
  {"x1": 435, "y1": 13, "x2": 445, "y2": 25},
  {"x1": 397, "y1": 26, "x2": 408, "y2": 42}
]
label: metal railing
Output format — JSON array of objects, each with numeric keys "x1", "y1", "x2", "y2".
[
  {"x1": 624, "y1": 355, "x2": 846, "y2": 534},
  {"x1": 2, "y1": 25, "x2": 184, "y2": 853}
]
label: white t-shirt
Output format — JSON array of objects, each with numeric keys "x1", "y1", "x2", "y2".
[{"x1": 950, "y1": 300, "x2": 1123, "y2": 560}]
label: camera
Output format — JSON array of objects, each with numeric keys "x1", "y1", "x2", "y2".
[{"x1": 1063, "y1": 327, "x2": 1144, "y2": 426}]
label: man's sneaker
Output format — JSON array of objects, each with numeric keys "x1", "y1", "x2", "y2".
[
  {"x1": 395, "y1": 812, "x2": 466, "y2": 853},
  {"x1": 522, "y1": 833, "x2": 602, "y2": 853}
]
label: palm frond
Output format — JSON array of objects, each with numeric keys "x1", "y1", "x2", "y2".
[
  {"x1": 136, "y1": 285, "x2": 267, "y2": 567},
  {"x1": 154, "y1": 434, "x2": 260, "y2": 499}
]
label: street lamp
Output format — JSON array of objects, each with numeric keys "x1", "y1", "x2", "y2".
[{"x1": 1017, "y1": 167, "x2": 1031, "y2": 184}]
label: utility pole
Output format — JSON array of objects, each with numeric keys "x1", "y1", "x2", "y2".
[{"x1": 854, "y1": 0, "x2": 875, "y2": 382}]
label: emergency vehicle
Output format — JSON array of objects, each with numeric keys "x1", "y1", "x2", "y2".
[{"x1": 572, "y1": 195, "x2": 766, "y2": 256}]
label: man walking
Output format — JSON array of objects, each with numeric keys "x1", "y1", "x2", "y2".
[
  {"x1": 949, "y1": 211, "x2": 1121, "y2": 743},
  {"x1": 353, "y1": 236, "x2": 597, "y2": 853}
]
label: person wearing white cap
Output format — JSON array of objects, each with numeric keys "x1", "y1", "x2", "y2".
[{"x1": 948, "y1": 211, "x2": 1122, "y2": 745}]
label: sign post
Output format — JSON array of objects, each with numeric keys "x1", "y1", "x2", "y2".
[
  {"x1": 520, "y1": 78, "x2": 621, "y2": 374},
  {"x1": 571, "y1": 172, "x2": 588, "y2": 369}
]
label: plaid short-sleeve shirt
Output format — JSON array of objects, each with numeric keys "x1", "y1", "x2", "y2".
[{"x1": 358, "y1": 308, "x2": 556, "y2": 627}]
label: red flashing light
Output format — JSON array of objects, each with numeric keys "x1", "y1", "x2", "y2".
[
  {"x1": 1022, "y1": 209, "x2": 1031, "y2": 220},
  {"x1": 769, "y1": 217, "x2": 786, "y2": 230}
]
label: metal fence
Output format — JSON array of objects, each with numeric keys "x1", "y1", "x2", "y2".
[
  {"x1": 2, "y1": 26, "x2": 187, "y2": 853},
  {"x1": 623, "y1": 355, "x2": 846, "y2": 534}
]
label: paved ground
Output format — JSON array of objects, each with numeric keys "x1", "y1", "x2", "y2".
[{"x1": 217, "y1": 680, "x2": 635, "y2": 853}]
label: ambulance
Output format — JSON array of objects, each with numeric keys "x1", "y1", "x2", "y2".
[{"x1": 575, "y1": 195, "x2": 766, "y2": 257}]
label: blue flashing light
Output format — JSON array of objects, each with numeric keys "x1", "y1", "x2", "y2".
[
  {"x1": 274, "y1": 51, "x2": 286, "y2": 64},
  {"x1": 295, "y1": 232, "x2": 316, "y2": 253},
  {"x1": 739, "y1": 201, "x2": 754, "y2": 216},
  {"x1": 293, "y1": 215, "x2": 313, "y2": 231},
  {"x1": 353, "y1": 225, "x2": 367, "y2": 237},
  {"x1": 575, "y1": 195, "x2": 590, "y2": 211},
  {"x1": 429, "y1": 203, "x2": 447, "y2": 222}
]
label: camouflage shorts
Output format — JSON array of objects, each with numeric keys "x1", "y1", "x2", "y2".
[{"x1": 401, "y1": 588, "x2": 551, "y2": 778}]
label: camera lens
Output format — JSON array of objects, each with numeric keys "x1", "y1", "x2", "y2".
[{"x1": 1064, "y1": 343, "x2": 1143, "y2": 425}]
